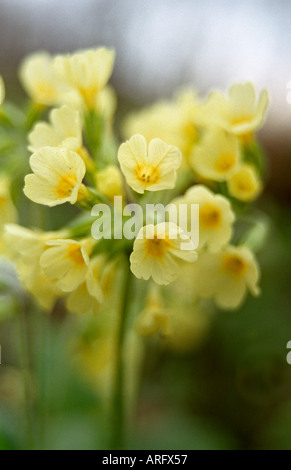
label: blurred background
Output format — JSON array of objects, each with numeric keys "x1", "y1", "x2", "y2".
[{"x1": 0, "y1": 0, "x2": 291, "y2": 450}]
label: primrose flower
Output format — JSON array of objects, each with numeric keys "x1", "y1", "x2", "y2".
[
  {"x1": 24, "y1": 146, "x2": 87, "y2": 207},
  {"x1": 0, "y1": 178, "x2": 17, "y2": 253},
  {"x1": 122, "y1": 89, "x2": 203, "y2": 161},
  {"x1": 191, "y1": 128, "x2": 241, "y2": 181},
  {"x1": 0, "y1": 177, "x2": 17, "y2": 226},
  {"x1": 19, "y1": 52, "x2": 63, "y2": 106},
  {"x1": 130, "y1": 222, "x2": 197, "y2": 285},
  {"x1": 28, "y1": 105, "x2": 82, "y2": 153},
  {"x1": 192, "y1": 245, "x2": 260, "y2": 309},
  {"x1": 95, "y1": 85, "x2": 117, "y2": 124},
  {"x1": 173, "y1": 185, "x2": 235, "y2": 252},
  {"x1": 4, "y1": 224, "x2": 67, "y2": 309},
  {"x1": 40, "y1": 239, "x2": 93, "y2": 293},
  {"x1": 117, "y1": 134, "x2": 182, "y2": 194},
  {"x1": 66, "y1": 256, "x2": 105, "y2": 315},
  {"x1": 204, "y1": 82, "x2": 268, "y2": 137},
  {"x1": 135, "y1": 286, "x2": 170, "y2": 337},
  {"x1": 0, "y1": 76, "x2": 5, "y2": 105},
  {"x1": 53, "y1": 48, "x2": 115, "y2": 110},
  {"x1": 227, "y1": 163, "x2": 262, "y2": 202}
]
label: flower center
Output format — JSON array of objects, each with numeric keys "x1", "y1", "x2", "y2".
[
  {"x1": 137, "y1": 164, "x2": 160, "y2": 186},
  {"x1": 183, "y1": 122, "x2": 197, "y2": 141},
  {"x1": 56, "y1": 174, "x2": 78, "y2": 198},
  {"x1": 145, "y1": 235, "x2": 170, "y2": 259},
  {"x1": 223, "y1": 253, "x2": 246, "y2": 276},
  {"x1": 200, "y1": 204, "x2": 221, "y2": 228},
  {"x1": 235, "y1": 177, "x2": 254, "y2": 193},
  {"x1": 215, "y1": 153, "x2": 236, "y2": 173},
  {"x1": 67, "y1": 243, "x2": 85, "y2": 267}
]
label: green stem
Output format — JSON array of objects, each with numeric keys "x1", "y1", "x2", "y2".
[
  {"x1": 18, "y1": 298, "x2": 34, "y2": 450},
  {"x1": 109, "y1": 259, "x2": 132, "y2": 450}
]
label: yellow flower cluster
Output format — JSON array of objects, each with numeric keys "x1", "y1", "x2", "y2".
[
  {"x1": 19, "y1": 48, "x2": 115, "y2": 112},
  {"x1": 0, "y1": 47, "x2": 269, "y2": 359},
  {"x1": 123, "y1": 82, "x2": 268, "y2": 204}
]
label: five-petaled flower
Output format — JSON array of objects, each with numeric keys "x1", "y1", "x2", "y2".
[
  {"x1": 24, "y1": 146, "x2": 87, "y2": 207},
  {"x1": 117, "y1": 134, "x2": 182, "y2": 194},
  {"x1": 130, "y1": 222, "x2": 197, "y2": 285}
]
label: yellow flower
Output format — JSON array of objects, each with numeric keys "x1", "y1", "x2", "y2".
[
  {"x1": 40, "y1": 238, "x2": 93, "y2": 292},
  {"x1": 191, "y1": 128, "x2": 241, "y2": 181},
  {"x1": 117, "y1": 134, "x2": 182, "y2": 194},
  {"x1": 122, "y1": 88, "x2": 203, "y2": 161},
  {"x1": 0, "y1": 76, "x2": 5, "y2": 105},
  {"x1": 66, "y1": 256, "x2": 105, "y2": 315},
  {"x1": 204, "y1": 82, "x2": 268, "y2": 137},
  {"x1": 19, "y1": 52, "x2": 63, "y2": 106},
  {"x1": 130, "y1": 222, "x2": 197, "y2": 285},
  {"x1": 24, "y1": 146, "x2": 87, "y2": 207},
  {"x1": 95, "y1": 85, "x2": 117, "y2": 124},
  {"x1": 227, "y1": 163, "x2": 262, "y2": 202},
  {"x1": 0, "y1": 177, "x2": 17, "y2": 226},
  {"x1": 28, "y1": 105, "x2": 82, "y2": 153},
  {"x1": 53, "y1": 48, "x2": 115, "y2": 110},
  {"x1": 4, "y1": 224, "x2": 66, "y2": 309},
  {"x1": 191, "y1": 245, "x2": 260, "y2": 310},
  {"x1": 173, "y1": 185, "x2": 235, "y2": 253},
  {"x1": 0, "y1": 177, "x2": 17, "y2": 254},
  {"x1": 135, "y1": 286, "x2": 170, "y2": 336},
  {"x1": 95, "y1": 165, "x2": 124, "y2": 200}
]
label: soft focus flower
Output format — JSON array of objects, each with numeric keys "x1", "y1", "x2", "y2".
[
  {"x1": 19, "y1": 52, "x2": 62, "y2": 106},
  {"x1": 53, "y1": 48, "x2": 115, "y2": 110},
  {"x1": 0, "y1": 177, "x2": 17, "y2": 226},
  {"x1": 95, "y1": 165, "x2": 124, "y2": 200},
  {"x1": 204, "y1": 82, "x2": 268, "y2": 137},
  {"x1": 0, "y1": 76, "x2": 5, "y2": 105},
  {"x1": 191, "y1": 245, "x2": 260, "y2": 309},
  {"x1": 28, "y1": 105, "x2": 82, "y2": 153},
  {"x1": 95, "y1": 86, "x2": 117, "y2": 124},
  {"x1": 0, "y1": 177, "x2": 17, "y2": 253},
  {"x1": 24, "y1": 146, "x2": 87, "y2": 207},
  {"x1": 66, "y1": 256, "x2": 105, "y2": 315},
  {"x1": 135, "y1": 286, "x2": 170, "y2": 336},
  {"x1": 40, "y1": 238, "x2": 93, "y2": 292},
  {"x1": 173, "y1": 185, "x2": 235, "y2": 252},
  {"x1": 4, "y1": 224, "x2": 66, "y2": 309},
  {"x1": 191, "y1": 128, "x2": 241, "y2": 181},
  {"x1": 130, "y1": 222, "x2": 197, "y2": 285},
  {"x1": 117, "y1": 134, "x2": 182, "y2": 194},
  {"x1": 227, "y1": 163, "x2": 262, "y2": 202},
  {"x1": 122, "y1": 89, "x2": 203, "y2": 161}
]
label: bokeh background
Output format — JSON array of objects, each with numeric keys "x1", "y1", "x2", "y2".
[{"x1": 0, "y1": 0, "x2": 291, "y2": 450}]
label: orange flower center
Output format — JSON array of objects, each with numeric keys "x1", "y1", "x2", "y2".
[
  {"x1": 56, "y1": 174, "x2": 78, "y2": 198},
  {"x1": 223, "y1": 253, "x2": 247, "y2": 276},
  {"x1": 200, "y1": 204, "x2": 221, "y2": 228},
  {"x1": 145, "y1": 235, "x2": 171, "y2": 259},
  {"x1": 67, "y1": 243, "x2": 85, "y2": 267},
  {"x1": 136, "y1": 164, "x2": 160, "y2": 186}
]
